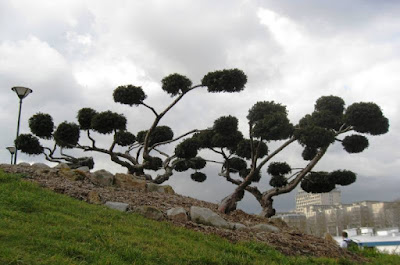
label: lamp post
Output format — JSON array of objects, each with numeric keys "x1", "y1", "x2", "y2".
[
  {"x1": 11, "y1": 86, "x2": 33, "y2": 165},
  {"x1": 6, "y1": 146, "x2": 16, "y2": 164}
]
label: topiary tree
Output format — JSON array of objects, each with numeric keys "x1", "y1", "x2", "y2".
[
  {"x1": 15, "y1": 113, "x2": 94, "y2": 169},
  {"x1": 183, "y1": 96, "x2": 388, "y2": 217},
  {"x1": 31, "y1": 69, "x2": 246, "y2": 183}
]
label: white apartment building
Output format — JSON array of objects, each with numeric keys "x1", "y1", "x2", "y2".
[{"x1": 295, "y1": 188, "x2": 341, "y2": 212}]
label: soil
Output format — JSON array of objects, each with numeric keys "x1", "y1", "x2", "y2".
[{"x1": 0, "y1": 164, "x2": 366, "y2": 262}]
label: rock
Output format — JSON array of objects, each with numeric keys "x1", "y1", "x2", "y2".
[
  {"x1": 76, "y1": 166, "x2": 90, "y2": 172},
  {"x1": 114, "y1": 173, "x2": 146, "y2": 191},
  {"x1": 58, "y1": 168, "x2": 85, "y2": 181},
  {"x1": 87, "y1": 191, "x2": 102, "y2": 204},
  {"x1": 92, "y1": 169, "x2": 114, "y2": 186},
  {"x1": 133, "y1": 206, "x2": 164, "y2": 221},
  {"x1": 229, "y1": 222, "x2": 247, "y2": 230},
  {"x1": 32, "y1": 163, "x2": 49, "y2": 168},
  {"x1": 18, "y1": 162, "x2": 31, "y2": 167},
  {"x1": 105, "y1": 201, "x2": 129, "y2": 212},
  {"x1": 251, "y1": 223, "x2": 280, "y2": 233},
  {"x1": 54, "y1": 163, "x2": 69, "y2": 169},
  {"x1": 146, "y1": 183, "x2": 175, "y2": 194},
  {"x1": 166, "y1": 207, "x2": 188, "y2": 222},
  {"x1": 189, "y1": 206, "x2": 230, "y2": 229}
]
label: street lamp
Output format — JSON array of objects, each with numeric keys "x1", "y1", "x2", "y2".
[
  {"x1": 6, "y1": 146, "x2": 16, "y2": 164},
  {"x1": 11, "y1": 86, "x2": 33, "y2": 165}
]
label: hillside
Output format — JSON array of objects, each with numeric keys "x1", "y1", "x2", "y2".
[{"x1": 1, "y1": 164, "x2": 399, "y2": 264}]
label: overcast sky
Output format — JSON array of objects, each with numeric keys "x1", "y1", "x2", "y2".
[{"x1": 1, "y1": 0, "x2": 399, "y2": 214}]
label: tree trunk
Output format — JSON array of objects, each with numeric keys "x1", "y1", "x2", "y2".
[
  {"x1": 218, "y1": 189, "x2": 245, "y2": 214},
  {"x1": 259, "y1": 196, "x2": 276, "y2": 218}
]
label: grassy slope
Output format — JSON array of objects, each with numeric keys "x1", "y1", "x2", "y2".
[{"x1": 0, "y1": 170, "x2": 399, "y2": 265}]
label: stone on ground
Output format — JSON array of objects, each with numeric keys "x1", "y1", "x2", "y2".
[
  {"x1": 114, "y1": 173, "x2": 146, "y2": 191},
  {"x1": 104, "y1": 201, "x2": 129, "y2": 212},
  {"x1": 133, "y1": 206, "x2": 164, "y2": 221},
  {"x1": 166, "y1": 207, "x2": 188, "y2": 222},
  {"x1": 146, "y1": 183, "x2": 175, "y2": 194},
  {"x1": 251, "y1": 223, "x2": 280, "y2": 233},
  {"x1": 189, "y1": 206, "x2": 230, "y2": 229},
  {"x1": 92, "y1": 169, "x2": 114, "y2": 186}
]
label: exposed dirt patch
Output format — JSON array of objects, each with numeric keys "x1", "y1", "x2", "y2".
[{"x1": 1, "y1": 164, "x2": 366, "y2": 262}]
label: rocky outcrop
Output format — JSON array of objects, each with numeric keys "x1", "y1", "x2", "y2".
[
  {"x1": 133, "y1": 206, "x2": 164, "y2": 221},
  {"x1": 92, "y1": 169, "x2": 114, "y2": 186},
  {"x1": 114, "y1": 173, "x2": 146, "y2": 191},
  {"x1": 57, "y1": 168, "x2": 87, "y2": 181},
  {"x1": 190, "y1": 206, "x2": 230, "y2": 229},
  {"x1": 251, "y1": 223, "x2": 280, "y2": 233},
  {"x1": 87, "y1": 191, "x2": 102, "y2": 204},
  {"x1": 167, "y1": 207, "x2": 188, "y2": 222},
  {"x1": 104, "y1": 201, "x2": 129, "y2": 212},
  {"x1": 146, "y1": 183, "x2": 175, "y2": 194}
]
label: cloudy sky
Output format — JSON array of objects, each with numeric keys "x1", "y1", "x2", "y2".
[{"x1": 1, "y1": 0, "x2": 399, "y2": 213}]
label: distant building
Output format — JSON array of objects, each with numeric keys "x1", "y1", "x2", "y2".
[
  {"x1": 272, "y1": 212, "x2": 307, "y2": 232},
  {"x1": 295, "y1": 188, "x2": 341, "y2": 212}
]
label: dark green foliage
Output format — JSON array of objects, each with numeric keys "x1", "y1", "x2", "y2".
[
  {"x1": 28, "y1": 113, "x2": 54, "y2": 139},
  {"x1": 239, "y1": 168, "x2": 261, "y2": 182},
  {"x1": 298, "y1": 114, "x2": 313, "y2": 128},
  {"x1": 173, "y1": 159, "x2": 190, "y2": 172},
  {"x1": 113, "y1": 85, "x2": 147, "y2": 106},
  {"x1": 15, "y1": 134, "x2": 43, "y2": 155},
  {"x1": 224, "y1": 157, "x2": 247, "y2": 173},
  {"x1": 91, "y1": 111, "x2": 126, "y2": 134},
  {"x1": 143, "y1": 156, "x2": 163, "y2": 171},
  {"x1": 235, "y1": 139, "x2": 268, "y2": 160},
  {"x1": 345, "y1": 102, "x2": 389, "y2": 135},
  {"x1": 315, "y1": 96, "x2": 345, "y2": 116},
  {"x1": 269, "y1": 175, "x2": 288, "y2": 188},
  {"x1": 302, "y1": 146, "x2": 318, "y2": 160},
  {"x1": 136, "y1": 130, "x2": 147, "y2": 144},
  {"x1": 149, "y1": 126, "x2": 174, "y2": 146},
  {"x1": 267, "y1": 162, "x2": 291, "y2": 176},
  {"x1": 295, "y1": 126, "x2": 335, "y2": 148},
  {"x1": 247, "y1": 101, "x2": 287, "y2": 123},
  {"x1": 114, "y1": 131, "x2": 136, "y2": 146},
  {"x1": 54, "y1": 122, "x2": 80, "y2": 148},
  {"x1": 301, "y1": 172, "x2": 335, "y2": 193},
  {"x1": 188, "y1": 157, "x2": 207, "y2": 170},
  {"x1": 192, "y1": 130, "x2": 215, "y2": 149},
  {"x1": 77, "y1": 108, "x2": 97, "y2": 130},
  {"x1": 252, "y1": 113, "x2": 294, "y2": 141},
  {"x1": 211, "y1": 130, "x2": 243, "y2": 150},
  {"x1": 330, "y1": 170, "x2": 357, "y2": 186},
  {"x1": 202, "y1": 68, "x2": 247, "y2": 93},
  {"x1": 213, "y1": 116, "x2": 238, "y2": 135},
  {"x1": 342, "y1": 134, "x2": 369, "y2": 153},
  {"x1": 310, "y1": 110, "x2": 343, "y2": 130},
  {"x1": 161, "y1": 73, "x2": 192, "y2": 96},
  {"x1": 191, "y1": 172, "x2": 207, "y2": 182},
  {"x1": 175, "y1": 138, "x2": 199, "y2": 159}
]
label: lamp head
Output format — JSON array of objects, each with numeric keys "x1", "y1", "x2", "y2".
[
  {"x1": 12, "y1": 86, "x2": 33, "y2": 99},
  {"x1": 6, "y1": 146, "x2": 16, "y2": 154}
]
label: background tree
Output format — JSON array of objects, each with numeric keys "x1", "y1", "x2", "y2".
[
  {"x1": 180, "y1": 96, "x2": 389, "y2": 217},
  {"x1": 15, "y1": 113, "x2": 94, "y2": 169},
  {"x1": 17, "y1": 69, "x2": 246, "y2": 183}
]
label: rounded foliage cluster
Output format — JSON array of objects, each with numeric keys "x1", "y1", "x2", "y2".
[
  {"x1": 202, "y1": 68, "x2": 247, "y2": 93},
  {"x1": 210, "y1": 130, "x2": 243, "y2": 151},
  {"x1": 315, "y1": 96, "x2": 345, "y2": 116},
  {"x1": 29, "y1": 113, "x2": 54, "y2": 139},
  {"x1": 342, "y1": 134, "x2": 369, "y2": 153},
  {"x1": 224, "y1": 157, "x2": 247, "y2": 173},
  {"x1": 330, "y1": 170, "x2": 357, "y2": 186},
  {"x1": 295, "y1": 126, "x2": 335, "y2": 148},
  {"x1": 174, "y1": 159, "x2": 190, "y2": 172},
  {"x1": 54, "y1": 122, "x2": 80, "y2": 148},
  {"x1": 269, "y1": 175, "x2": 288, "y2": 188},
  {"x1": 143, "y1": 156, "x2": 163, "y2": 171},
  {"x1": 191, "y1": 172, "x2": 207, "y2": 182},
  {"x1": 114, "y1": 131, "x2": 136, "y2": 146},
  {"x1": 213, "y1": 116, "x2": 238, "y2": 135},
  {"x1": 15, "y1": 134, "x2": 43, "y2": 155},
  {"x1": 136, "y1": 130, "x2": 147, "y2": 144},
  {"x1": 175, "y1": 138, "x2": 199, "y2": 159},
  {"x1": 161, "y1": 73, "x2": 192, "y2": 96},
  {"x1": 252, "y1": 113, "x2": 293, "y2": 141},
  {"x1": 91, "y1": 111, "x2": 126, "y2": 134},
  {"x1": 189, "y1": 157, "x2": 207, "y2": 170},
  {"x1": 77, "y1": 108, "x2": 97, "y2": 130},
  {"x1": 149, "y1": 126, "x2": 174, "y2": 146},
  {"x1": 267, "y1": 162, "x2": 291, "y2": 176},
  {"x1": 235, "y1": 139, "x2": 268, "y2": 160},
  {"x1": 345, "y1": 102, "x2": 389, "y2": 135},
  {"x1": 302, "y1": 146, "x2": 318, "y2": 161},
  {"x1": 113, "y1": 85, "x2": 147, "y2": 106},
  {"x1": 310, "y1": 111, "x2": 343, "y2": 130},
  {"x1": 247, "y1": 101, "x2": 287, "y2": 123},
  {"x1": 301, "y1": 172, "x2": 335, "y2": 193}
]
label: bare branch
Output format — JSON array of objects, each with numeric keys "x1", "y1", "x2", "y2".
[{"x1": 150, "y1": 129, "x2": 201, "y2": 150}]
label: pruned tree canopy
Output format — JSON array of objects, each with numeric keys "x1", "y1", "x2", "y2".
[
  {"x1": 91, "y1": 111, "x2": 127, "y2": 134},
  {"x1": 54, "y1": 122, "x2": 80, "y2": 148},
  {"x1": 29, "y1": 113, "x2": 54, "y2": 139},
  {"x1": 15, "y1": 134, "x2": 43, "y2": 155},
  {"x1": 161, "y1": 73, "x2": 192, "y2": 96},
  {"x1": 202, "y1": 68, "x2": 247, "y2": 93},
  {"x1": 77, "y1": 108, "x2": 97, "y2": 130},
  {"x1": 113, "y1": 85, "x2": 147, "y2": 106}
]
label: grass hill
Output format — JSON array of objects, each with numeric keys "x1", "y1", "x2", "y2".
[{"x1": 1, "y1": 170, "x2": 399, "y2": 264}]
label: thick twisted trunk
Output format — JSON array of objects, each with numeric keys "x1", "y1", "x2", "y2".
[{"x1": 218, "y1": 189, "x2": 245, "y2": 213}]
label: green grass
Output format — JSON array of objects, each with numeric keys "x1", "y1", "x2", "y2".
[{"x1": 0, "y1": 170, "x2": 399, "y2": 265}]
